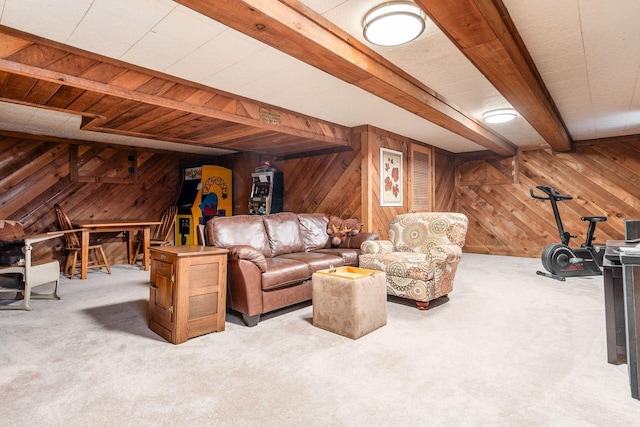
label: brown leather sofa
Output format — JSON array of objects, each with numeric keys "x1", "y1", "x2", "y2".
[{"x1": 205, "y1": 212, "x2": 378, "y2": 326}]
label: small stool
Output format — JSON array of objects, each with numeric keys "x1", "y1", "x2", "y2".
[{"x1": 312, "y1": 266, "x2": 386, "y2": 339}]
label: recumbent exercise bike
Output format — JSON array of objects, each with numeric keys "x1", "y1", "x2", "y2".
[{"x1": 530, "y1": 185, "x2": 607, "y2": 281}]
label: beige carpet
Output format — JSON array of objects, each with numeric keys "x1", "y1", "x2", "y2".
[{"x1": 2, "y1": 253, "x2": 640, "y2": 426}]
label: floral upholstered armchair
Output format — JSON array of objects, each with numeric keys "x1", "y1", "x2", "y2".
[{"x1": 359, "y1": 212, "x2": 468, "y2": 310}]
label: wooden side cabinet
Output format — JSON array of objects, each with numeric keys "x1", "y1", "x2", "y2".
[{"x1": 148, "y1": 246, "x2": 228, "y2": 344}]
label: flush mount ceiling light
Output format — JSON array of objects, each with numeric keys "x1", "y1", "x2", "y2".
[
  {"x1": 363, "y1": 1, "x2": 426, "y2": 47},
  {"x1": 482, "y1": 108, "x2": 519, "y2": 124}
]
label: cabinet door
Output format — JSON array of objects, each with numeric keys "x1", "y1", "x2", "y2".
[
  {"x1": 185, "y1": 255, "x2": 225, "y2": 337},
  {"x1": 150, "y1": 258, "x2": 174, "y2": 332}
]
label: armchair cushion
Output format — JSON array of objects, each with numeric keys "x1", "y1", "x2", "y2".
[
  {"x1": 360, "y1": 244, "x2": 463, "y2": 281},
  {"x1": 360, "y1": 239, "x2": 394, "y2": 254},
  {"x1": 391, "y1": 213, "x2": 467, "y2": 252}
]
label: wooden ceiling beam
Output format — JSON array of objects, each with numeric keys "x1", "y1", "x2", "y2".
[
  {"x1": 175, "y1": 0, "x2": 517, "y2": 156},
  {"x1": 414, "y1": 0, "x2": 572, "y2": 152}
]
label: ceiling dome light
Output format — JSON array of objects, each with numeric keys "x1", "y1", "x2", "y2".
[
  {"x1": 482, "y1": 108, "x2": 518, "y2": 124},
  {"x1": 363, "y1": 1, "x2": 426, "y2": 47}
]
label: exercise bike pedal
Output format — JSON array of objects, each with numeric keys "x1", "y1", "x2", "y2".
[
  {"x1": 536, "y1": 270, "x2": 566, "y2": 281},
  {"x1": 569, "y1": 257, "x2": 584, "y2": 265}
]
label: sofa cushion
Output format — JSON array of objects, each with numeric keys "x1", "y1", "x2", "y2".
[
  {"x1": 279, "y1": 252, "x2": 344, "y2": 274},
  {"x1": 208, "y1": 215, "x2": 271, "y2": 257},
  {"x1": 313, "y1": 248, "x2": 359, "y2": 266},
  {"x1": 261, "y1": 257, "x2": 310, "y2": 290},
  {"x1": 297, "y1": 213, "x2": 330, "y2": 251},
  {"x1": 263, "y1": 212, "x2": 305, "y2": 257}
]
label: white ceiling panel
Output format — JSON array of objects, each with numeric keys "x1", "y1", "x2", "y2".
[
  {"x1": 306, "y1": 0, "x2": 544, "y2": 143},
  {"x1": 166, "y1": 28, "x2": 265, "y2": 83},
  {"x1": 504, "y1": 0, "x2": 640, "y2": 142},
  {"x1": 230, "y1": 64, "x2": 320, "y2": 101},
  {"x1": 121, "y1": 30, "x2": 192, "y2": 72},
  {"x1": 0, "y1": 0, "x2": 638, "y2": 155},
  {"x1": 0, "y1": 100, "x2": 32, "y2": 126},
  {"x1": 90, "y1": 0, "x2": 175, "y2": 30},
  {"x1": 0, "y1": 101, "x2": 233, "y2": 155},
  {"x1": 154, "y1": 6, "x2": 226, "y2": 47},
  {"x1": 0, "y1": 0, "x2": 92, "y2": 42},
  {"x1": 67, "y1": 8, "x2": 153, "y2": 58},
  {"x1": 300, "y1": 0, "x2": 349, "y2": 15}
]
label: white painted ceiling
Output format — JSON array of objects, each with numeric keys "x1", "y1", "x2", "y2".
[{"x1": 0, "y1": 0, "x2": 639, "y2": 155}]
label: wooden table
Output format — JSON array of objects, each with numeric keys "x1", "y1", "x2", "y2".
[{"x1": 73, "y1": 219, "x2": 162, "y2": 279}]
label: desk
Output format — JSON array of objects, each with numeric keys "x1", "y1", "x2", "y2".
[
  {"x1": 620, "y1": 253, "x2": 640, "y2": 400},
  {"x1": 74, "y1": 219, "x2": 162, "y2": 280},
  {"x1": 603, "y1": 240, "x2": 627, "y2": 364},
  {"x1": 605, "y1": 239, "x2": 640, "y2": 400}
]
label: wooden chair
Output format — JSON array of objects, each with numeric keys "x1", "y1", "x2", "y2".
[
  {"x1": 197, "y1": 224, "x2": 206, "y2": 245},
  {"x1": 130, "y1": 205, "x2": 178, "y2": 264},
  {"x1": 0, "y1": 220, "x2": 62, "y2": 310},
  {"x1": 54, "y1": 204, "x2": 111, "y2": 279}
]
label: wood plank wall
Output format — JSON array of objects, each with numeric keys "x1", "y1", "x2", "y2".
[
  {"x1": 457, "y1": 141, "x2": 640, "y2": 257},
  {"x1": 358, "y1": 125, "x2": 409, "y2": 239},
  {"x1": 434, "y1": 149, "x2": 456, "y2": 212},
  {"x1": 11, "y1": 124, "x2": 633, "y2": 266},
  {"x1": 230, "y1": 136, "x2": 363, "y2": 220},
  {"x1": 3, "y1": 125, "x2": 439, "y2": 272},
  {"x1": 355, "y1": 125, "x2": 455, "y2": 239},
  {"x1": 227, "y1": 125, "x2": 451, "y2": 242},
  {"x1": 0, "y1": 132, "x2": 215, "y2": 265}
]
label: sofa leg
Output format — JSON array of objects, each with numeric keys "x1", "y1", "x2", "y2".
[
  {"x1": 415, "y1": 301, "x2": 430, "y2": 310},
  {"x1": 242, "y1": 313, "x2": 261, "y2": 327}
]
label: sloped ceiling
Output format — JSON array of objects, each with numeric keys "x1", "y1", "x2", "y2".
[{"x1": 0, "y1": 0, "x2": 638, "y2": 156}]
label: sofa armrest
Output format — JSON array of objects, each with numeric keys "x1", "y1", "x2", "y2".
[
  {"x1": 428, "y1": 244, "x2": 463, "y2": 264},
  {"x1": 339, "y1": 232, "x2": 379, "y2": 249},
  {"x1": 360, "y1": 239, "x2": 394, "y2": 254},
  {"x1": 225, "y1": 245, "x2": 268, "y2": 273}
]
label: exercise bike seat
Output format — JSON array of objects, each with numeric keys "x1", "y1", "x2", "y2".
[{"x1": 581, "y1": 216, "x2": 607, "y2": 222}]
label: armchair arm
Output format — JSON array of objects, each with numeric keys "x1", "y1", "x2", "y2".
[
  {"x1": 427, "y1": 244, "x2": 463, "y2": 264},
  {"x1": 360, "y1": 239, "x2": 394, "y2": 254},
  {"x1": 224, "y1": 245, "x2": 268, "y2": 273}
]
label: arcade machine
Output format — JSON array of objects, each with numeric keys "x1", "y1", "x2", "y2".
[
  {"x1": 175, "y1": 165, "x2": 232, "y2": 245},
  {"x1": 248, "y1": 165, "x2": 283, "y2": 215}
]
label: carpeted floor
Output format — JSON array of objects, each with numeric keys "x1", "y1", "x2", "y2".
[{"x1": 2, "y1": 253, "x2": 640, "y2": 426}]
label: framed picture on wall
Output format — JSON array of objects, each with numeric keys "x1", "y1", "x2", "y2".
[{"x1": 380, "y1": 148, "x2": 403, "y2": 206}]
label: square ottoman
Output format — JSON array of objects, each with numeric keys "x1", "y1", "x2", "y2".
[{"x1": 312, "y1": 266, "x2": 386, "y2": 339}]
